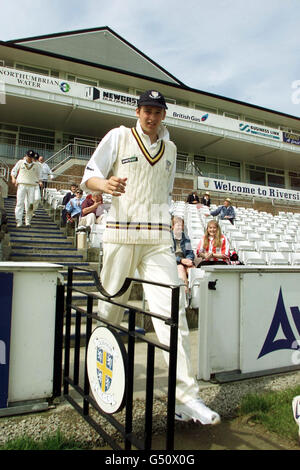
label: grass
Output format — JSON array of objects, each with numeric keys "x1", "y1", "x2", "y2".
[
  {"x1": 0, "y1": 430, "x2": 90, "y2": 450},
  {"x1": 239, "y1": 385, "x2": 300, "y2": 444},
  {"x1": 1, "y1": 387, "x2": 300, "y2": 449}
]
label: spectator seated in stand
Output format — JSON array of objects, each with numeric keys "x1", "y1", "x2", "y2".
[
  {"x1": 172, "y1": 216, "x2": 195, "y2": 293},
  {"x1": 186, "y1": 191, "x2": 200, "y2": 204},
  {"x1": 76, "y1": 191, "x2": 107, "y2": 233},
  {"x1": 200, "y1": 191, "x2": 211, "y2": 207},
  {"x1": 206, "y1": 197, "x2": 236, "y2": 225},
  {"x1": 61, "y1": 183, "x2": 78, "y2": 226},
  {"x1": 196, "y1": 219, "x2": 230, "y2": 266},
  {"x1": 65, "y1": 188, "x2": 85, "y2": 224}
]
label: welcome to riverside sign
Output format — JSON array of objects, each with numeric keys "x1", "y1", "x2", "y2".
[{"x1": 198, "y1": 176, "x2": 300, "y2": 203}]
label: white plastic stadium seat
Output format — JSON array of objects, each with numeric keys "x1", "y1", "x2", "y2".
[
  {"x1": 241, "y1": 251, "x2": 267, "y2": 265},
  {"x1": 256, "y1": 226, "x2": 269, "y2": 235},
  {"x1": 89, "y1": 224, "x2": 105, "y2": 248},
  {"x1": 255, "y1": 240, "x2": 275, "y2": 252},
  {"x1": 265, "y1": 252, "x2": 290, "y2": 265},
  {"x1": 275, "y1": 241, "x2": 293, "y2": 252},
  {"x1": 188, "y1": 268, "x2": 206, "y2": 309},
  {"x1": 52, "y1": 194, "x2": 65, "y2": 209},
  {"x1": 228, "y1": 231, "x2": 246, "y2": 243},
  {"x1": 234, "y1": 240, "x2": 256, "y2": 252},
  {"x1": 281, "y1": 234, "x2": 295, "y2": 244},
  {"x1": 221, "y1": 223, "x2": 237, "y2": 233},
  {"x1": 189, "y1": 229, "x2": 204, "y2": 239},
  {"x1": 290, "y1": 253, "x2": 300, "y2": 265},
  {"x1": 264, "y1": 233, "x2": 280, "y2": 242},
  {"x1": 240, "y1": 225, "x2": 253, "y2": 235},
  {"x1": 247, "y1": 232, "x2": 262, "y2": 242}
]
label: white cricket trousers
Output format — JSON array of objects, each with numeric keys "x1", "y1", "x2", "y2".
[
  {"x1": 32, "y1": 185, "x2": 41, "y2": 213},
  {"x1": 98, "y1": 243, "x2": 199, "y2": 404},
  {"x1": 15, "y1": 184, "x2": 35, "y2": 225}
]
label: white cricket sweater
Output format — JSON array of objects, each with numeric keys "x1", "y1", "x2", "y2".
[
  {"x1": 11, "y1": 159, "x2": 41, "y2": 185},
  {"x1": 103, "y1": 125, "x2": 176, "y2": 245}
]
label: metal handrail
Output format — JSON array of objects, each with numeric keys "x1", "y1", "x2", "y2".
[
  {"x1": 0, "y1": 159, "x2": 9, "y2": 182},
  {"x1": 46, "y1": 143, "x2": 96, "y2": 170},
  {"x1": 63, "y1": 266, "x2": 179, "y2": 450}
]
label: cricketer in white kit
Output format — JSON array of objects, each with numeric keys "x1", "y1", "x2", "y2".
[
  {"x1": 11, "y1": 150, "x2": 42, "y2": 227},
  {"x1": 80, "y1": 90, "x2": 220, "y2": 426}
]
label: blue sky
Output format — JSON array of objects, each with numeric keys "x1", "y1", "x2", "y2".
[{"x1": 1, "y1": 0, "x2": 300, "y2": 118}]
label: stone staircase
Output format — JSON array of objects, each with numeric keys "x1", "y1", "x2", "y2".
[
  {"x1": 4, "y1": 197, "x2": 100, "y2": 333},
  {"x1": 4, "y1": 196, "x2": 147, "y2": 339}
]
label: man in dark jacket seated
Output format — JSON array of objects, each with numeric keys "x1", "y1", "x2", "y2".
[{"x1": 186, "y1": 191, "x2": 200, "y2": 204}]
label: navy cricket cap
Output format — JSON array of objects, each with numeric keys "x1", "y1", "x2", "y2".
[
  {"x1": 26, "y1": 150, "x2": 35, "y2": 158},
  {"x1": 137, "y1": 90, "x2": 168, "y2": 109}
]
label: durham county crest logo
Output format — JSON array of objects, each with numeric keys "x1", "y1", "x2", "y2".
[
  {"x1": 87, "y1": 327, "x2": 127, "y2": 414},
  {"x1": 97, "y1": 347, "x2": 113, "y2": 393}
]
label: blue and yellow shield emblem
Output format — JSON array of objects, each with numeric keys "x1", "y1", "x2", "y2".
[{"x1": 96, "y1": 347, "x2": 113, "y2": 392}]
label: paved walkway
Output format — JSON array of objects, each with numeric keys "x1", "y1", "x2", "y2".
[{"x1": 69, "y1": 328, "x2": 300, "y2": 450}]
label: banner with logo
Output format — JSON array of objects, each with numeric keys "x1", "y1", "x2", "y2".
[
  {"x1": 283, "y1": 132, "x2": 300, "y2": 145},
  {"x1": 0, "y1": 273, "x2": 13, "y2": 409},
  {"x1": 241, "y1": 273, "x2": 300, "y2": 374},
  {"x1": 0, "y1": 66, "x2": 139, "y2": 105},
  {"x1": 169, "y1": 106, "x2": 282, "y2": 142},
  {"x1": 198, "y1": 176, "x2": 300, "y2": 202},
  {"x1": 0, "y1": 66, "x2": 291, "y2": 146}
]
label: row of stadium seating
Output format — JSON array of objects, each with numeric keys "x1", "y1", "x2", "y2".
[
  {"x1": 170, "y1": 200, "x2": 300, "y2": 266},
  {"x1": 44, "y1": 188, "x2": 111, "y2": 248},
  {"x1": 44, "y1": 191, "x2": 300, "y2": 266}
]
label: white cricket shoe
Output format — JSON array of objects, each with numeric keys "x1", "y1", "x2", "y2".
[
  {"x1": 292, "y1": 395, "x2": 300, "y2": 441},
  {"x1": 175, "y1": 398, "x2": 221, "y2": 425}
]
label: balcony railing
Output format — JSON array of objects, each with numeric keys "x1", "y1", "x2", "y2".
[
  {"x1": 0, "y1": 159, "x2": 9, "y2": 182},
  {"x1": 0, "y1": 143, "x2": 55, "y2": 162},
  {"x1": 46, "y1": 143, "x2": 97, "y2": 170}
]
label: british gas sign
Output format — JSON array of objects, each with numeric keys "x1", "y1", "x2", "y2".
[{"x1": 87, "y1": 327, "x2": 127, "y2": 414}]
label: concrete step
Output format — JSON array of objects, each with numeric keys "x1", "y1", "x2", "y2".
[
  {"x1": 11, "y1": 246, "x2": 78, "y2": 253},
  {"x1": 11, "y1": 239, "x2": 73, "y2": 246},
  {"x1": 8, "y1": 228, "x2": 63, "y2": 236},
  {"x1": 10, "y1": 253, "x2": 84, "y2": 262},
  {"x1": 9, "y1": 233, "x2": 67, "y2": 240},
  {"x1": 66, "y1": 279, "x2": 97, "y2": 291},
  {"x1": 60, "y1": 269, "x2": 97, "y2": 279},
  {"x1": 7, "y1": 217, "x2": 58, "y2": 224}
]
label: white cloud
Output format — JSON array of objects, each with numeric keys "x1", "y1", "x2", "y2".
[{"x1": 1, "y1": 0, "x2": 300, "y2": 116}]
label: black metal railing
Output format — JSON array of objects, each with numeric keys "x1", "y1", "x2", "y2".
[{"x1": 62, "y1": 266, "x2": 179, "y2": 451}]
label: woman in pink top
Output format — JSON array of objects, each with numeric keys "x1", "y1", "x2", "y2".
[{"x1": 196, "y1": 220, "x2": 230, "y2": 266}]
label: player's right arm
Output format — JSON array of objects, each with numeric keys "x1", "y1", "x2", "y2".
[
  {"x1": 81, "y1": 128, "x2": 126, "y2": 196},
  {"x1": 85, "y1": 176, "x2": 127, "y2": 196}
]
